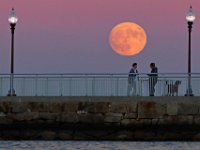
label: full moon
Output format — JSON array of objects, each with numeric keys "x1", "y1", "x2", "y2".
[{"x1": 109, "y1": 22, "x2": 147, "y2": 56}]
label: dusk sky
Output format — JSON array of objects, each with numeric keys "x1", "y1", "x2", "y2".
[{"x1": 0, "y1": 0, "x2": 200, "y2": 74}]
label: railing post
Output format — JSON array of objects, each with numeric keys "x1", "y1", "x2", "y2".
[
  {"x1": 59, "y1": 74, "x2": 63, "y2": 96},
  {"x1": 85, "y1": 75, "x2": 88, "y2": 96},
  {"x1": 35, "y1": 75, "x2": 38, "y2": 96},
  {"x1": 92, "y1": 77, "x2": 95, "y2": 96}
]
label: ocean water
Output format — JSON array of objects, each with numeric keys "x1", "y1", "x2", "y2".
[{"x1": 0, "y1": 141, "x2": 199, "y2": 150}]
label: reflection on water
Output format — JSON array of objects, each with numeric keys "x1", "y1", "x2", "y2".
[{"x1": 0, "y1": 141, "x2": 199, "y2": 150}]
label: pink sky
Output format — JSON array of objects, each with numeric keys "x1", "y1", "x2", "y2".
[{"x1": 0, "y1": 0, "x2": 200, "y2": 73}]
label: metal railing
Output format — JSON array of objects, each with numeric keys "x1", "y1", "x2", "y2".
[{"x1": 1, "y1": 73, "x2": 200, "y2": 96}]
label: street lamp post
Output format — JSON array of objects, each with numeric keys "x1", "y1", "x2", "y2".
[
  {"x1": 185, "y1": 6, "x2": 195, "y2": 96},
  {"x1": 7, "y1": 8, "x2": 18, "y2": 96}
]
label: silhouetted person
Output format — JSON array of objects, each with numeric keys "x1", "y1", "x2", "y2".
[
  {"x1": 127, "y1": 63, "x2": 138, "y2": 96},
  {"x1": 148, "y1": 63, "x2": 158, "y2": 96}
]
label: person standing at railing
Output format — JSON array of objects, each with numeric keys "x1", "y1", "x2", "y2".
[
  {"x1": 148, "y1": 63, "x2": 158, "y2": 96},
  {"x1": 127, "y1": 63, "x2": 138, "y2": 96}
]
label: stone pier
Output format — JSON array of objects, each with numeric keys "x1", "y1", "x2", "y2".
[{"x1": 0, "y1": 96, "x2": 200, "y2": 140}]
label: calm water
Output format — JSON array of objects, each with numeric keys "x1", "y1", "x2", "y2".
[{"x1": 0, "y1": 141, "x2": 199, "y2": 150}]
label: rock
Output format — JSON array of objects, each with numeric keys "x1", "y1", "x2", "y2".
[
  {"x1": 104, "y1": 113, "x2": 123, "y2": 123},
  {"x1": 57, "y1": 132, "x2": 72, "y2": 140},
  {"x1": 60, "y1": 112, "x2": 78, "y2": 123},
  {"x1": 110, "y1": 102, "x2": 137, "y2": 113},
  {"x1": 117, "y1": 131, "x2": 133, "y2": 140},
  {"x1": 124, "y1": 113, "x2": 137, "y2": 119},
  {"x1": 8, "y1": 112, "x2": 39, "y2": 121},
  {"x1": 40, "y1": 131, "x2": 56, "y2": 140},
  {"x1": 162, "y1": 115, "x2": 193, "y2": 125},
  {"x1": 63, "y1": 102, "x2": 79, "y2": 112},
  {"x1": 193, "y1": 116, "x2": 200, "y2": 124},
  {"x1": 85, "y1": 102, "x2": 109, "y2": 113},
  {"x1": 11, "y1": 102, "x2": 30, "y2": 113},
  {"x1": 39, "y1": 112, "x2": 59, "y2": 120},
  {"x1": 138, "y1": 101, "x2": 166, "y2": 118},
  {"x1": 177, "y1": 103, "x2": 199, "y2": 115},
  {"x1": 78, "y1": 113, "x2": 104, "y2": 123},
  {"x1": 0, "y1": 102, "x2": 12, "y2": 113},
  {"x1": 0, "y1": 116, "x2": 13, "y2": 124},
  {"x1": 167, "y1": 102, "x2": 178, "y2": 115}
]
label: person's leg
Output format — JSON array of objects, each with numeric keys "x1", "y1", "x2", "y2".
[
  {"x1": 132, "y1": 79, "x2": 137, "y2": 96},
  {"x1": 149, "y1": 78, "x2": 154, "y2": 96},
  {"x1": 127, "y1": 79, "x2": 133, "y2": 96},
  {"x1": 152, "y1": 78, "x2": 157, "y2": 96}
]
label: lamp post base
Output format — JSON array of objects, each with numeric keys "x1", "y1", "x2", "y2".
[
  {"x1": 185, "y1": 89, "x2": 194, "y2": 96},
  {"x1": 7, "y1": 89, "x2": 16, "y2": 96}
]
